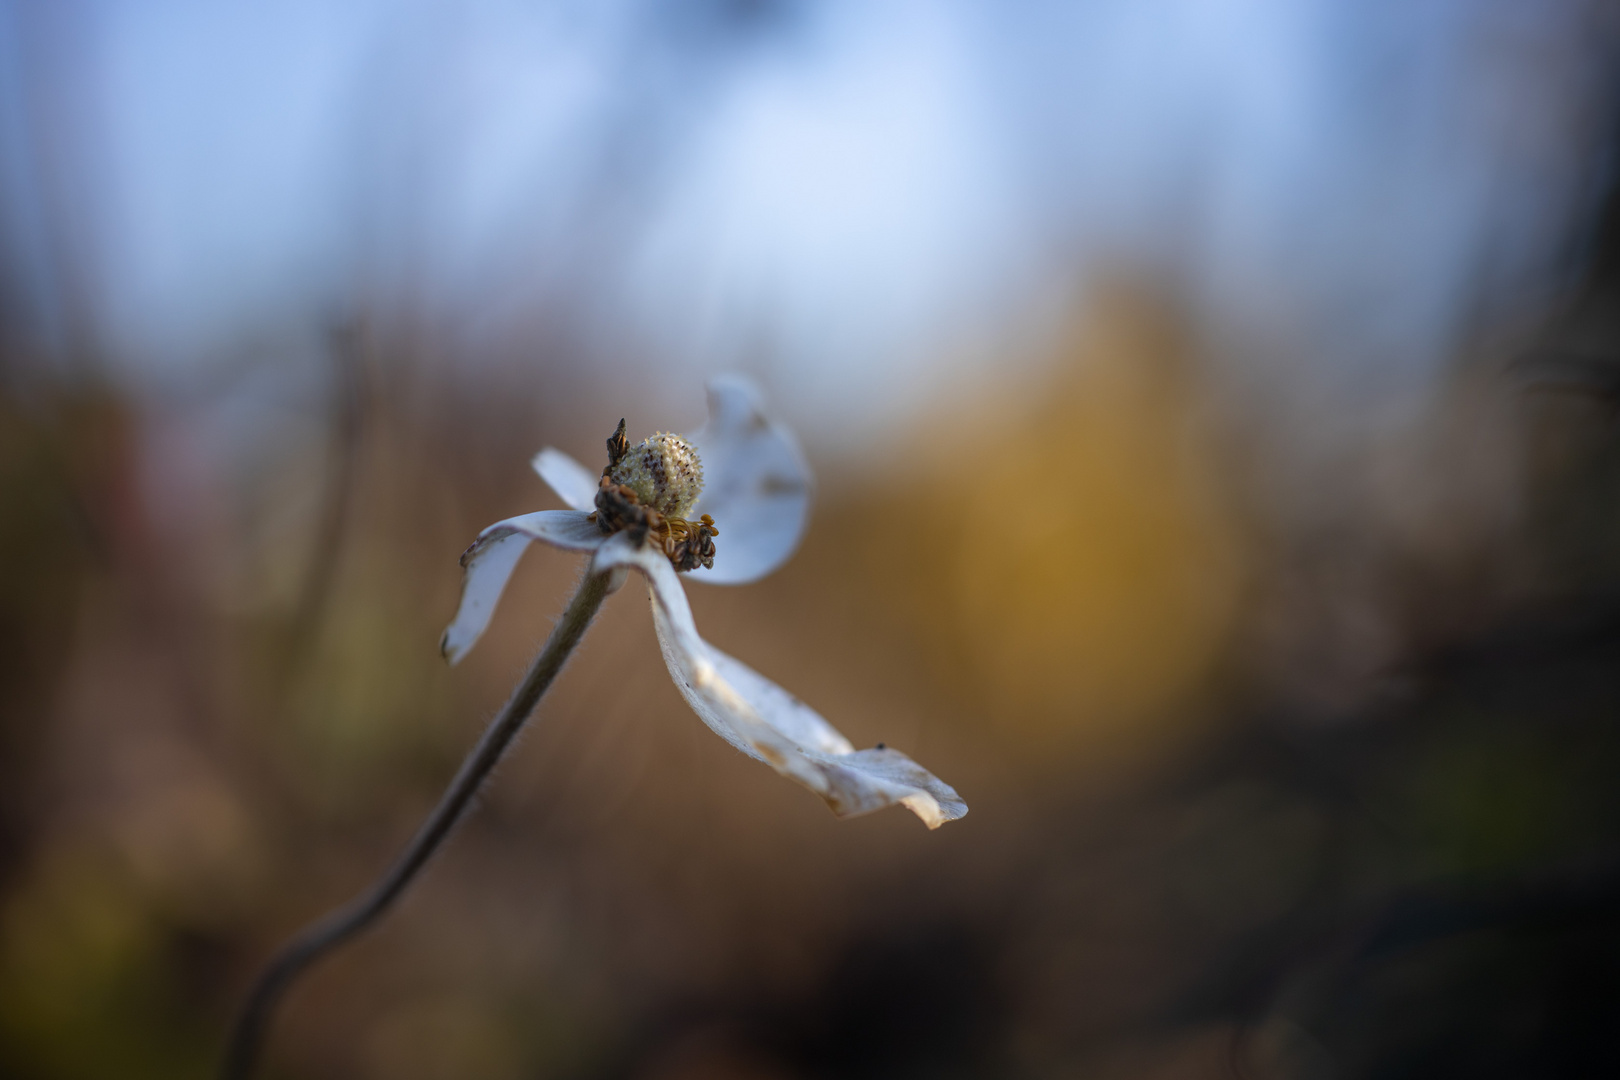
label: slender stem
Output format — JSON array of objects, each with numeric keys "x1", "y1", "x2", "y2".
[{"x1": 221, "y1": 569, "x2": 614, "y2": 1080}]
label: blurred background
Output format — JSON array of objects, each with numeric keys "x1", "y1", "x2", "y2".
[{"x1": 4, "y1": 1, "x2": 1620, "y2": 1077}]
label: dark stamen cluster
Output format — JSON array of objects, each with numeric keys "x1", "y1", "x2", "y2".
[
  {"x1": 605, "y1": 418, "x2": 629, "y2": 470},
  {"x1": 667, "y1": 518, "x2": 718, "y2": 572},
  {"x1": 594, "y1": 476, "x2": 653, "y2": 538}
]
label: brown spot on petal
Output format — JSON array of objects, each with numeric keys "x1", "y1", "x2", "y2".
[{"x1": 760, "y1": 474, "x2": 808, "y2": 496}]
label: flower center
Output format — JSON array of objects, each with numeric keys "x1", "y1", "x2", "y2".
[
  {"x1": 607, "y1": 427, "x2": 703, "y2": 518},
  {"x1": 591, "y1": 420, "x2": 719, "y2": 572}
]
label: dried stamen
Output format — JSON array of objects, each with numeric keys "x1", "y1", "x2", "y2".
[
  {"x1": 592, "y1": 476, "x2": 657, "y2": 539},
  {"x1": 665, "y1": 514, "x2": 719, "y2": 572},
  {"x1": 605, "y1": 419, "x2": 629, "y2": 471}
]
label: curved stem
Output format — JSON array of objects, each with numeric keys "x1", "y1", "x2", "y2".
[{"x1": 221, "y1": 569, "x2": 614, "y2": 1080}]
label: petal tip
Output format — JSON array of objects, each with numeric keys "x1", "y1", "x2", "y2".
[
  {"x1": 900, "y1": 789, "x2": 969, "y2": 829},
  {"x1": 440, "y1": 630, "x2": 467, "y2": 666}
]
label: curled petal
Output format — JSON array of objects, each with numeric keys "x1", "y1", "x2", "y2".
[
  {"x1": 685, "y1": 375, "x2": 813, "y2": 586},
  {"x1": 531, "y1": 448, "x2": 600, "y2": 512},
  {"x1": 797, "y1": 746, "x2": 969, "y2": 829},
  {"x1": 592, "y1": 534, "x2": 967, "y2": 828},
  {"x1": 442, "y1": 511, "x2": 603, "y2": 665}
]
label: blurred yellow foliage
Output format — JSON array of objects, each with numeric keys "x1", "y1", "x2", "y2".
[{"x1": 932, "y1": 289, "x2": 1247, "y2": 751}]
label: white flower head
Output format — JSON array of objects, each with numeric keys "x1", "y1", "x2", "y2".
[{"x1": 441, "y1": 376, "x2": 967, "y2": 829}]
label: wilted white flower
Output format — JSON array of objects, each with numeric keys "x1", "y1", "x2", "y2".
[{"x1": 441, "y1": 376, "x2": 966, "y2": 828}]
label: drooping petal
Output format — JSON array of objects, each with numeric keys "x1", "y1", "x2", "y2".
[
  {"x1": 441, "y1": 510, "x2": 603, "y2": 665},
  {"x1": 591, "y1": 534, "x2": 967, "y2": 828},
  {"x1": 684, "y1": 375, "x2": 813, "y2": 586},
  {"x1": 531, "y1": 447, "x2": 601, "y2": 512},
  {"x1": 706, "y1": 648, "x2": 855, "y2": 756}
]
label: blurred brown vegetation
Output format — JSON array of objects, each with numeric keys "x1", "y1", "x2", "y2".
[{"x1": 4, "y1": 205, "x2": 1620, "y2": 1080}]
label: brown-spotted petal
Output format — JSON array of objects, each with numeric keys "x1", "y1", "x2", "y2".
[{"x1": 591, "y1": 533, "x2": 967, "y2": 828}]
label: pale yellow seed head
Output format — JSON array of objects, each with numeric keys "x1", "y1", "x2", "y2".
[{"x1": 607, "y1": 432, "x2": 704, "y2": 518}]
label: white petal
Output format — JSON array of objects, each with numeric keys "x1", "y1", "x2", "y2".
[
  {"x1": 591, "y1": 534, "x2": 967, "y2": 828},
  {"x1": 441, "y1": 511, "x2": 603, "y2": 665},
  {"x1": 684, "y1": 375, "x2": 813, "y2": 586},
  {"x1": 707, "y1": 649, "x2": 854, "y2": 756},
  {"x1": 531, "y1": 448, "x2": 600, "y2": 512}
]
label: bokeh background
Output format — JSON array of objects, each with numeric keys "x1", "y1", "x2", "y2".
[{"x1": 4, "y1": 2, "x2": 1620, "y2": 1077}]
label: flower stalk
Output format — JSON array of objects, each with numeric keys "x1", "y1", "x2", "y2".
[{"x1": 221, "y1": 568, "x2": 614, "y2": 1080}]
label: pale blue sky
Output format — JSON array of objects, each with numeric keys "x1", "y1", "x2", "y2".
[{"x1": 1, "y1": 0, "x2": 1612, "y2": 445}]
